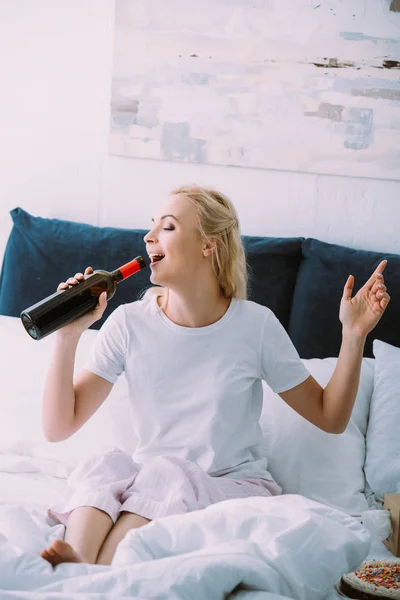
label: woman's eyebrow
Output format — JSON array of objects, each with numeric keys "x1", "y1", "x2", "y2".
[{"x1": 151, "y1": 214, "x2": 179, "y2": 223}]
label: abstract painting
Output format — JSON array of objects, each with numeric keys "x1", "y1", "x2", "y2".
[{"x1": 109, "y1": 0, "x2": 400, "y2": 180}]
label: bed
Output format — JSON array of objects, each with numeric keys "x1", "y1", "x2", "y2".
[{"x1": 0, "y1": 207, "x2": 399, "y2": 599}]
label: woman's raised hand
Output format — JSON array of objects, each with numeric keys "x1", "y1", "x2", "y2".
[
  {"x1": 339, "y1": 260, "x2": 391, "y2": 338},
  {"x1": 56, "y1": 266, "x2": 108, "y2": 335}
]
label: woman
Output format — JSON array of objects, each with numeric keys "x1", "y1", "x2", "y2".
[{"x1": 40, "y1": 185, "x2": 390, "y2": 567}]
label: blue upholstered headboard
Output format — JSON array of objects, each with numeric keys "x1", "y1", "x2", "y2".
[{"x1": 1, "y1": 207, "x2": 399, "y2": 359}]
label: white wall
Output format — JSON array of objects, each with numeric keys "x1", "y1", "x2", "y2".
[{"x1": 0, "y1": 0, "x2": 399, "y2": 272}]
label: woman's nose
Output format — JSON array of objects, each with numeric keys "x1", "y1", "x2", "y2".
[{"x1": 144, "y1": 229, "x2": 157, "y2": 243}]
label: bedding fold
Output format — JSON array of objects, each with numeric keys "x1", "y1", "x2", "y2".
[{"x1": 0, "y1": 494, "x2": 370, "y2": 600}]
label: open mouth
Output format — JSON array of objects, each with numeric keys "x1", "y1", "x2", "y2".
[{"x1": 149, "y1": 253, "x2": 165, "y2": 264}]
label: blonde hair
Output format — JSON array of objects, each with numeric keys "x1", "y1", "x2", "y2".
[{"x1": 142, "y1": 184, "x2": 248, "y2": 304}]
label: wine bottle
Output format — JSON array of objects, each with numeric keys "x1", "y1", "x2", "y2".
[{"x1": 20, "y1": 256, "x2": 147, "y2": 340}]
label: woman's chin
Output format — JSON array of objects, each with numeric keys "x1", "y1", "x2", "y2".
[{"x1": 150, "y1": 271, "x2": 164, "y2": 286}]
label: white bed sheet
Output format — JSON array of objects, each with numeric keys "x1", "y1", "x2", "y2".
[
  {"x1": 0, "y1": 454, "x2": 67, "y2": 508},
  {"x1": 0, "y1": 453, "x2": 395, "y2": 600},
  {"x1": 0, "y1": 471, "x2": 66, "y2": 510}
]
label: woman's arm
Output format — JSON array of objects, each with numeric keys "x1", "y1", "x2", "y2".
[
  {"x1": 42, "y1": 268, "x2": 112, "y2": 441},
  {"x1": 279, "y1": 260, "x2": 391, "y2": 434},
  {"x1": 279, "y1": 333, "x2": 364, "y2": 434},
  {"x1": 42, "y1": 329, "x2": 113, "y2": 441}
]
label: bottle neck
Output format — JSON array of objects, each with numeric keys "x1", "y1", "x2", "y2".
[{"x1": 112, "y1": 256, "x2": 146, "y2": 282}]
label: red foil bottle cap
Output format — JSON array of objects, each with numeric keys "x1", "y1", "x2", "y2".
[{"x1": 118, "y1": 256, "x2": 146, "y2": 279}]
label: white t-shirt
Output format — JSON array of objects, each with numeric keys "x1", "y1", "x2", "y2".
[{"x1": 84, "y1": 295, "x2": 310, "y2": 480}]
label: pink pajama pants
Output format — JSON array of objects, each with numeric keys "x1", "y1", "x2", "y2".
[{"x1": 49, "y1": 449, "x2": 282, "y2": 525}]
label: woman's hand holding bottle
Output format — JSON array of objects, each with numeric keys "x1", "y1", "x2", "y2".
[
  {"x1": 21, "y1": 256, "x2": 145, "y2": 341},
  {"x1": 57, "y1": 267, "x2": 108, "y2": 335}
]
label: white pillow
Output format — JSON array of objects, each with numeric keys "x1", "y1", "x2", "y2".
[
  {"x1": 0, "y1": 315, "x2": 137, "y2": 468},
  {"x1": 260, "y1": 357, "x2": 375, "y2": 515},
  {"x1": 364, "y1": 339, "x2": 400, "y2": 500}
]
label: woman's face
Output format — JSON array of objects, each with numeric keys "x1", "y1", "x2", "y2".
[{"x1": 144, "y1": 193, "x2": 209, "y2": 288}]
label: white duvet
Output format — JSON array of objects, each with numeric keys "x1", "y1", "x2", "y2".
[{"x1": 0, "y1": 457, "x2": 372, "y2": 600}]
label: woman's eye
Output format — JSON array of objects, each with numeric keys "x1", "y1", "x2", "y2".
[{"x1": 163, "y1": 227, "x2": 174, "y2": 231}]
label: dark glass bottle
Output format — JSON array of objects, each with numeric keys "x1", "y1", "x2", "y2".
[{"x1": 20, "y1": 256, "x2": 147, "y2": 340}]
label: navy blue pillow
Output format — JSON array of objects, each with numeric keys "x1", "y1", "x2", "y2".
[
  {"x1": 0, "y1": 208, "x2": 150, "y2": 330},
  {"x1": 0, "y1": 208, "x2": 304, "y2": 332},
  {"x1": 242, "y1": 235, "x2": 304, "y2": 329},
  {"x1": 288, "y1": 238, "x2": 400, "y2": 358}
]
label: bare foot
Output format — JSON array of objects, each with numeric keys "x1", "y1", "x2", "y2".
[{"x1": 40, "y1": 540, "x2": 83, "y2": 567}]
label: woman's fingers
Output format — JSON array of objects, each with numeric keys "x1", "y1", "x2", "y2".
[
  {"x1": 380, "y1": 293, "x2": 391, "y2": 309},
  {"x1": 371, "y1": 281, "x2": 387, "y2": 298},
  {"x1": 98, "y1": 291, "x2": 108, "y2": 310},
  {"x1": 67, "y1": 277, "x2": 79, "y2": 285},
  {"x1": 370, "y1": 289, "x2": 391, "y2": 310},
  {"x1": 342, "y1": 274, "x2": 354, "y2": 300},
  {"x1": 363, "y1": 260, "x2": 387, "y2": 292},
  {"x1": 376, "y1": 288, "x2": 387, "y2": 299},
  {"x1": 57, "y1": 267, "x2": 92, "y2": 291}
]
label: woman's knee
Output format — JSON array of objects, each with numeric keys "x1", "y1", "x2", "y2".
[{"x1": 95, "y1": 512, "x2": 150, "y2": 565}]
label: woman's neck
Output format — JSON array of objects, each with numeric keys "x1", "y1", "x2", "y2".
[{"x1": 159, "y1": 288, "x2": 231, "y2": 328}]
